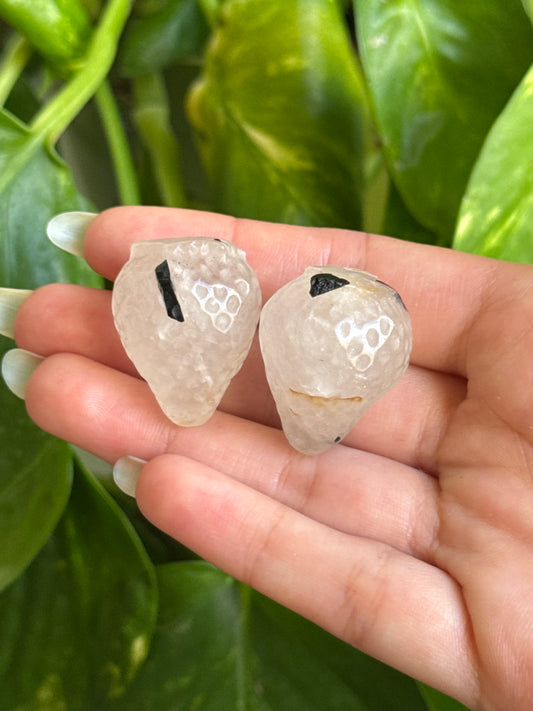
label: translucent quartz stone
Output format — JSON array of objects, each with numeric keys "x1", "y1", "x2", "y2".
[
  {"x1": 112, "y1": 238, "x2": 262, "y2": 426},
  {"x1": 259, "y1": 267, "x2": 412, "y2": 455}
]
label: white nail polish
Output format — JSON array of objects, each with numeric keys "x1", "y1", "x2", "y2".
[
  {"x1": 1, "y1": 348, "x2": 44, "y2": 399},
  {"x1": 46, "y1": 211, "x2": 97, "y2": 258},
  {"x1": 113, "y1": 455, "x2": 146, "y2": 497},
  {"x1": 0, "y1": 288, "x2": 32, "y2": 338}
]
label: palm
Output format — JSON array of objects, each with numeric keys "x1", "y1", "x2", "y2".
[
  {"x1": 434, "y1": 298, "x2": 533, "y2": 711},
  {"x1": 15, "y1": 207, "x2": 533, "y2": 711}
]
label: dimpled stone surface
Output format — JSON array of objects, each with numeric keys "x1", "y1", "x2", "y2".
[
  {"x1": 112, "y1": 237, "x2": 261, "y2": 426},
  {"x1": 259, "y1": 266, "x2": 412, "y2": 454}
]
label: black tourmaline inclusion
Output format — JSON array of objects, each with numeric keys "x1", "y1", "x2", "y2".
[
  {"x1": 375, "y1": 279, "x2": 407, "y2": 310},
  {"x1": 155, "y1": 260, "x2": 184, "y2": 322},
  {"x1": 309, "y1": 273, "x2": 350, "y2": 297}
]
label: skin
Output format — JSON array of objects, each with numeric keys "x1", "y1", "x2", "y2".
[{"x1": 12, "y1": 206, "x2": 533, "y2": 711}]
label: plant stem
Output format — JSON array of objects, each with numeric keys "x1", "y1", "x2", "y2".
[
  {"x1": 132, "y1": 73, "x2": 187, "y2": 207},
  {"x1": 0, "y1": 0, "x2": 132, "y2": 198},
  {"x1": 95, "y1": 80, "x2": 140, "y2": 205},
  {"x1": 0, "y1": 34, "x2": 32, "y2": 107},
  {"x1": 30, "y1": 0, "x2": 133, "y2": 145}
]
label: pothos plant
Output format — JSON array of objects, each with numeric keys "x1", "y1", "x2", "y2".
[{"x1": 0, "y1": 0, "x2": 531, "y2": 709}]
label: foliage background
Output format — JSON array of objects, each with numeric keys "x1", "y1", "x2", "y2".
[{"x1": 0, "y1": 0, "x2": 532, "y2": 708}]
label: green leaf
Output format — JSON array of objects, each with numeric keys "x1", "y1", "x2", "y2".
[
  {"x1": 0, "y1": 111, "x2": 102, "y2": 289},
  {"x1": 0, "y1": 404, "x2": 72, "y2": 592},
  {"x1": 523, "y1": 0, "x2": 533, "y2": 22},
  {"x1": 116, "y1": 0, "x2": 210, "y2": 76},
  {"x1": 417, "y1": 682, "x2": 470, "y2": 711},
  {"x1": 0, "y1": 463, "x2": 158, "y2": 710},
  {"x1": 0, "y1": 0, "x2": 92, "y2": 71},
  {"x1": 355, "y1": 0, "x2": 533, "y2": 242},
  {"x1": 104, "y1": 562, "x2": 428, "y2": 711},
  {"x1": 383, "y1": 182, "x2": 440, "y2": 246},
  {"x1": 453, "y1": 62, "x2": 533, "y2": 263},
  {"x1": 187, "y1": 0, "x2": 369, "y2": 228},
  {"x1": 0, "y1": 110, "x2": 103, "y2": 590}
]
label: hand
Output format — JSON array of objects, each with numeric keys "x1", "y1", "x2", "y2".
[{"x1": 10, "y1": 207, "x2": 533, "y2": 711}]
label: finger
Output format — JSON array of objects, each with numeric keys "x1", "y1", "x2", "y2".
[
  {"x1": 25, "y1": 353, "x2": 439, "y2": 560},
  {"x1": 15, "y1": 284, "x2": 465, "y2": 472},
  {"x1": 136, "y1": 454, "x2": 478, "y2": 707},
  {"x1": 83, "y1": 206, "x2": 521, "y2": 375},
  {"x1": 347, "y1": 366, "x2": 465, "y2": 474},
  {"x1": 14, "y1": 284, "x2": 138, "y2": 376}
]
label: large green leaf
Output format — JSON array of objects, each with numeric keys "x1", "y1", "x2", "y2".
[
  {"x1": 187, "y1": 0, "x2": 368, "y2": 228},
  {"x1": 453, "y1": 62, "x2": 533, "y2": 263},
  {"x1": 0, "y1": 110, "x2": 102, "y2": 288},
  {"x1": 0, "y1": 463, "x2": 158, "y2": 710},
  {"x1": 0, "y1": 399, "x2": 72, "y2": 592},
  {"x1": 104, "y1": 562, "x2": 428, "y2": 711},
  {"x1": 355, "y1": 0, "x2": 533, "y2": 242},
  {"x1": 0, "y1": 108, "x2": 103, "y2": 590}
]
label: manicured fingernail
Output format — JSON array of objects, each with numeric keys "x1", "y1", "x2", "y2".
[
  {"x1": 1, "y1": 348, "x2": 44, "y2": 399},
  {"x1": 0, "y1": 288, "x2": 32, "y2": 338},
  {"x1": 46, "y1": 211, "x2": 97, "y2": 257},
  {"x1": 113, "y1": 455, "x2": 146, "y2": 497}
]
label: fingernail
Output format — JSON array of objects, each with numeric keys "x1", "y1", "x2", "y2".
[
  {"x1": 46, "y1": 211, "x2": 97, "y2": 258},
  {"x1": 113, "y1": 455, "x2": 146, "y2": 497},
  {"x1": 1, "y1": 348, "x2": 44, "y2": 399},
  {"x1": 0, "y1": 288, "x2": 33, "y2": 338}
]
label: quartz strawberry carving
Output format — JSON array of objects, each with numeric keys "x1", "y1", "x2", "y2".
[
  {"x1": 112, "y1": 237, "x2": 262, "y2": 426},
  {"x1": 259, "y1": 267, "x2": 412, "y2": 454}
]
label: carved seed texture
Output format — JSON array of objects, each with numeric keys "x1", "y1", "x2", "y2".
[
  {"x1": 112, "y1": 237, "x2": 262, "y2": 426},
  {"x1": 259, "y1": 267, "x2": 412, "y2": 454}
]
